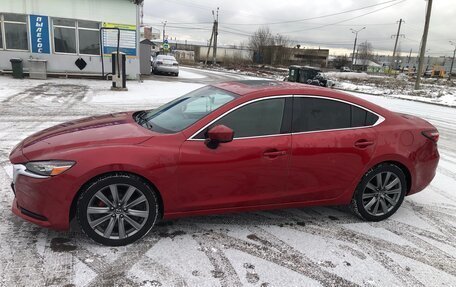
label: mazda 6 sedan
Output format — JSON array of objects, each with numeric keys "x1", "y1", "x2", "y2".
[{"x1": 9, "y1": 80, "x2": 439, "y2": 246}]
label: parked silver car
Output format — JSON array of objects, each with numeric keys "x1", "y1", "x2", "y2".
[{"x1": 152, "y1": 55, "x2": 179, "y2": 76}]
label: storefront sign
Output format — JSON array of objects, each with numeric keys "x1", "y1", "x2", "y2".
[
  {"x1": 102, "y1": 22, "x2": 137, "y2": 56},
  {"x1": 30, "y1": 15, "x2": 50, "y2": 54}
]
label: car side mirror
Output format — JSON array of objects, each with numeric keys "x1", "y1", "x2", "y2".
[{"x1": 205, "y1": 125, "x2": 234, "y2": 149}]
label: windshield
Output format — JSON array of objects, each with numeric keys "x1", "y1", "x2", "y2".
[{"x1": 137, "y1": 86, "x2": 237, "y2": 133}]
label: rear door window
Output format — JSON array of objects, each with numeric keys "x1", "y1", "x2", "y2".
[{"x1": 292, "y1": 97, "x2": 379, "y2": 133}]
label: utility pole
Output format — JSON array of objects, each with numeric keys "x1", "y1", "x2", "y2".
[
  {"x1": 205, "y1": 24, "x2": 214, "y2": 65},
  {"x1": 212, "y1": 7, "x2": 219, "y2": 65},
  {"x1": 350, "y1": 27, "x2": 366, "y2": 69},
  {"x1": 162, "y1": 21, "x2": 167, "y2": 43},
  {"x1": 391, "y1": 19, "x2": 404, "y2": 70},
  {"x1": 449, "y1": 41, "x2": 456, "y2": 81},
  {"x1": 355, "y1": 47, "x2": 360, "y2": 68},
  {"x1": 415, "y1": 0, "x2": 433, "y2": 90}
]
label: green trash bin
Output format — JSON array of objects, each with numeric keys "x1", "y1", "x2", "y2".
[
  {"x1": 287, "y1": 65, "x2": 301, "y2": 82},
  {"x1": 10, "y1": 58, "x2": 24, "y2": 79}
]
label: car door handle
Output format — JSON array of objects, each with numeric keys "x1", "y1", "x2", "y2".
[
  {"x1": 263, "y1": 150, "x2": 287, "y2": 157},
  {"x1": 354, "y1": 139, "x2": 374, "y2": 148}
]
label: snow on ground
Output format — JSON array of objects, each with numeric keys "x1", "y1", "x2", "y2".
[
  {"x1": 326, "y1": 72, "x2": 456, "y2": 107},
  {"x1": 88, "y1": 80, "x2": 202, "y2": 106},
  {"x1": 177, "y1": 69, "x2": 207, "y2": 79},
  {"x1": 0, "y1": 68, "x2": 455, "y2": 287}
]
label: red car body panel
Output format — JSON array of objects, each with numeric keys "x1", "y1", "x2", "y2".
[{"x1": 9, "y1": 82, "x2": 439, "y2": 230}]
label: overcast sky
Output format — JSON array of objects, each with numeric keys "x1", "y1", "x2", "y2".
[{"x1": 143, "y1": 0, "x2": 455, "y2": 57}]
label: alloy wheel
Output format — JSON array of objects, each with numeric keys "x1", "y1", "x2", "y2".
[
  {"x1": 86, "y1": 184, "x2": 149, "y2": 239},
  {"x1": 362, "y1": 171, "x2": 402, "y2": 216}
]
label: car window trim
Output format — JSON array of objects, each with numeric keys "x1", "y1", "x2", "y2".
[
  {"x1": 188, "y1": 95, "x2": 291, "y2": 141},
  {"x1": 291, "y1": 95, "x2": 385, "y2": 135},
  {"x1": 187, "y1": 94, "x2": 385, "y2": 141}
]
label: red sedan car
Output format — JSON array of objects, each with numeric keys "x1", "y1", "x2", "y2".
[{"x1": 9, "y1": 81, "x2": 439, "y2": 246}]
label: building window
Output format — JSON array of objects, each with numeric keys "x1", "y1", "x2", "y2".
[
  {"x1": 1, "y1": 13, "x2": 29, "y2": 51},
  {"x1": 53, "y1": 19, "x2": 76, "y2": 53},
  {"x1": 78, "y1": 21, "x2": 100, "y2": 55},
  {"x1": 52, "y1": 18, "x2": 100, "y2": 55}
]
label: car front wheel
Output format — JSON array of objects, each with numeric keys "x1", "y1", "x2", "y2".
[
  {"x1": 77, "y1": 173, "x2": 159, "y2": 246},
  {"x1": 351, "y1": 163, "x2": 407, "y2": 221}
]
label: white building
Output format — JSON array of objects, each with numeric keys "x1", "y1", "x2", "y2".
[{"x1": 0, "y1": 0, "x2": 143, "y2": 79}]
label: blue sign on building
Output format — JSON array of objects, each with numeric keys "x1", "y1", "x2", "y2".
[{"x1": 30, "y1": 15, "x2": 50, "y2": 54}]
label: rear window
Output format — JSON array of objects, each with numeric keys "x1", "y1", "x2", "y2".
[{"x1": 157, "y1": 55, "x2": 176, "y2": 61}]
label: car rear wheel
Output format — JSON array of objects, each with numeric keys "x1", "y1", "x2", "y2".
[
  {"x1": 351, "y1": 163, "x2": 407, "y2": 221},
  {"x1": 77, "y1": 173, "x2": 159, "y2": 246}
]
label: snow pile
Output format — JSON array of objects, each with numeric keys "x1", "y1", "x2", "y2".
[
  {"x1": 329, "y1": 73, "x2": 456, "y2": 107},
  {"x1": 325, "y1": 72, "x2": 370, "y2": 80}
]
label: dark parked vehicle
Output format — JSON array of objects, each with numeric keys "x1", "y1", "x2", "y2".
[{"x1": 286, "y1": 65, "x2": 334, "y2": 87}]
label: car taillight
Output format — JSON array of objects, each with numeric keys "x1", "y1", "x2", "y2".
[
  {"x1": 422, "y1": 130, "x2": 439, "y2": 143},
  {"x1": 156, "y1": 61, "x2": 163, "y2": 65}
]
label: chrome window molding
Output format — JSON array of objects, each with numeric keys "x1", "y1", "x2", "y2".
[{"x1": 187, "y1": 94, "x2": 385, "y2": 141}]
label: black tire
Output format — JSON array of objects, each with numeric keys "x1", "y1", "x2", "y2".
[
  {"x1": 77, "y1": 173, "x2": 159, "y2": 246},
  {"x1": 175, "y1": 72, "x2": 179, "y2": 77},
  {"x1": 351, "y1": 163, "x2": 407, "y2": 221}
]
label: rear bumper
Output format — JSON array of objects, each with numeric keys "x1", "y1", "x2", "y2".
[
  {"x1": 408, "y1": 142, "x2": 440, "y2": 195},
  {"x1": 155, "y1": 66, "x2": 179, "y2": 74}
]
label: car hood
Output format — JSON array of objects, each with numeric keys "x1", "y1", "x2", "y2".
[{"x1": 19, "y1": 112, "x2": 154, "y2": 160}]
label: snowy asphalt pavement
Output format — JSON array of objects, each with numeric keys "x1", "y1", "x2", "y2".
[{"x1": 0, "y1": 68, "x2": 455, "y2": 287}]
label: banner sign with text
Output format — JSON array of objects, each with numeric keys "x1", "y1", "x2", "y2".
[
  {"x1": 102, "y1": 22, "x2": 137, "y2": 56},
  {"x1": 29, "y1": 15, "x2": 50, "y2": 54}
]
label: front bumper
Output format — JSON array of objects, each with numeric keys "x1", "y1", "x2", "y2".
[{"x1": 10, "y1": 164, "x2": 72, "y2": 230}]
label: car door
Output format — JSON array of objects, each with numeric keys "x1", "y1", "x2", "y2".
[
  {"x1": 287, "y1": 96, "x2": 380, "y2": 202},
  {"x1": 175, "y1": 96, "x2": 293, "y2": 212}
]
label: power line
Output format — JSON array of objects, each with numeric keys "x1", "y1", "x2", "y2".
[
  {"x1": 219, "y1": 0, "x2": 402, "y2": 26},
  {"x1": 281, "y1": 0, "x2": 407, "y2": 34},
  {"x1": 150, "y1": 0, "x2": 402, "y2": 28}
]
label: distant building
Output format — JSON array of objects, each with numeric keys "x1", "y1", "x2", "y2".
[
  {"x1": 374, "y1": 54, "x2": 455, "y2": 73},
  {"x1": 0, "y1": 0, "x2": 143, "y2": 79},
  {"x1": 255, "y1": 46, "x2": 329, "y2": 67}
]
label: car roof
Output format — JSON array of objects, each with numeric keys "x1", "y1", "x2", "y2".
[
  {"x1": 212, "y1": 80, "x2": 391, "y2": 116},
  {"x1": 213, "y1": 80, "x2": 327, "y2": 96}
]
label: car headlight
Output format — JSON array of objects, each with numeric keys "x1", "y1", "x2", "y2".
[{"x1": 25, "y1": 161, "x2": 75, "y2": 176}]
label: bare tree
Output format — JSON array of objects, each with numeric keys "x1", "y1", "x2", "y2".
[
  {"x1": 273, "y1": 34, "x2": 292, "y2": 65},
  {"x1": 357, "y1": 41, "x2": 374, "y2": 69},
  {"x1": 248, "y1": 26, "x2": 274, "y2": 64},
  {"x1": 333, "y1": 55, "x2": 351, "y2": 69},
  {"x1": 248, "y1": 27, "x2": 292, "y2": 65}
]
